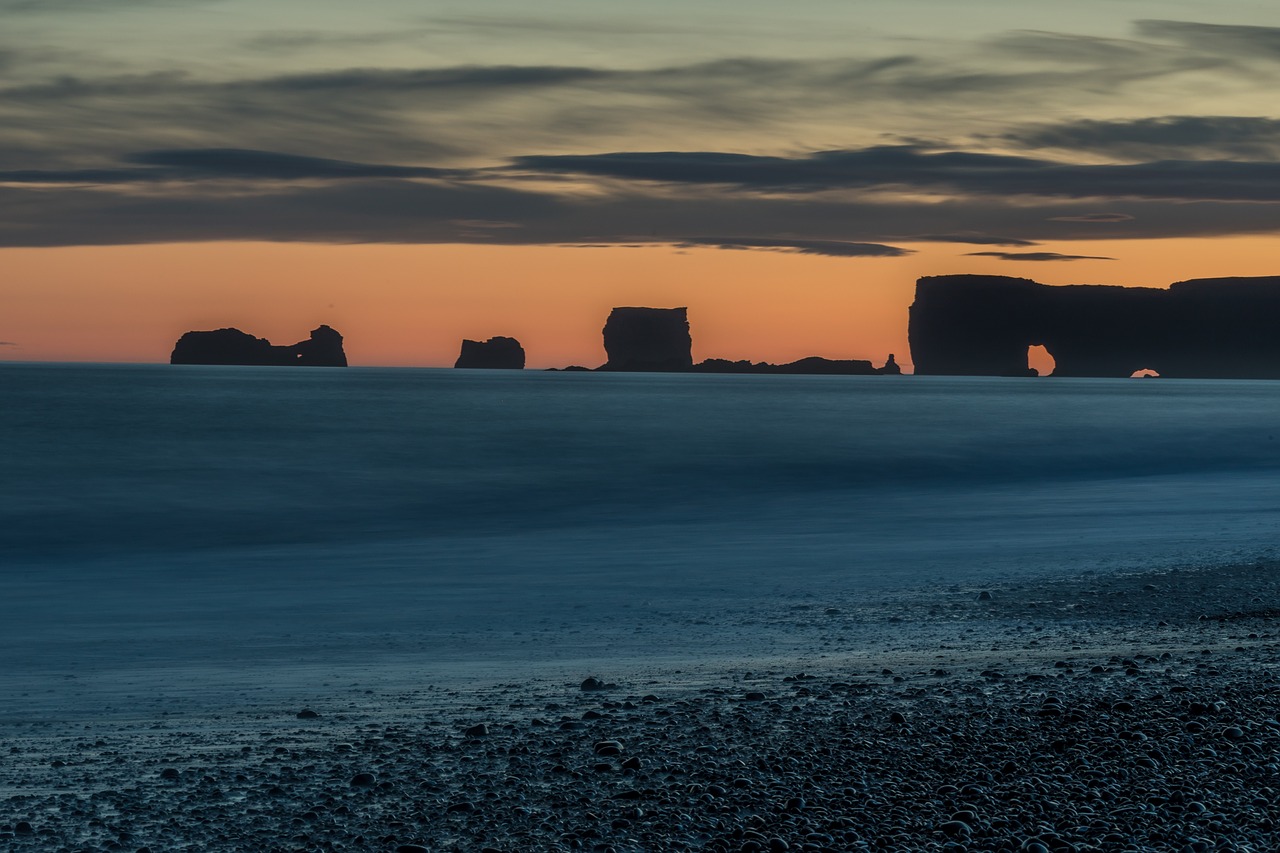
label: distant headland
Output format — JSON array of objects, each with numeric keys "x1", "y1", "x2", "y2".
[
  {"x1": 910, "y1": 274, "x2": 1280, "y2": 378},
  {"x1": 170, "y1": 325, "x2": 347, "y2": 367}
]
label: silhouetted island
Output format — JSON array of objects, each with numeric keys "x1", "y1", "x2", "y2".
[
  {"x1": 587, "y1": 306, "x2": 893, "y2": 375},
  {"x1": 455, "y1": 336, "x2": 525, "y2": 369},
  {"x1": 170, "y1": 325, "x2": 347, "y2": 367},
  {"x1": 909, "y1": 275, "x2": 1280, "y2": 378},
  {"x1": 598, "y1": 307, "x2": 694, "y2": 372}
]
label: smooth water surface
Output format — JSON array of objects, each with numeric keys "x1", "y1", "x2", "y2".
[{"x1": 3, "y1": 364, "x2": 1279, "y2": 714}]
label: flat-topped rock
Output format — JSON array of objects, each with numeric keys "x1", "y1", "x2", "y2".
[
  {"x1": 455, "y1": 336, "x2": 525, "y2": 369},
  {"x1": 599, "y1": 307, "x2": 693, "y2": 372}
]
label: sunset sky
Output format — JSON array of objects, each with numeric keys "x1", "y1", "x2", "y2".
[{"x1": 6, "y1": 1, "x2": 1280, "y2": 369}]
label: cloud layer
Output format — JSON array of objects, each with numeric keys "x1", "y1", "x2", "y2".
[{"x1": 4, "y1": 16, "x2": 1280, "y2": 251}]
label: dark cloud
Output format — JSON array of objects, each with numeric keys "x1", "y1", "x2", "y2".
[
  {"x1": 1048, "y1": 213, "x2": 1134, "y2": 223},
  {"x1": 0, "y1": 149, "x2": 457, "y2": 184},
  {"x1": 513, "y1": 145, "x2": 1280, "y2": 202},
  {"x1": 966, "y1": 251, "x2": 1114, "y2": 262},
  {"x1": 909, "y1": 234, "x2": 1038, "y2": 246},
  {"x1": 4, "y1": 169, "x2": 1280, "y2": 251},
  {"x1": 1002, "y1": 116, "x2": 1280, "y2": 159},
  {"x1": 128, "y1": 148, "x2": 455, "y2": 180},
  {"x1": 675, "y1": 237, "x2": 911, "y2": 258}
]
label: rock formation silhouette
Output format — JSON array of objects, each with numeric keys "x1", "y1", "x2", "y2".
[
  {"x1": 693, "y1": 357, "x2": 877, "y2": 375},
  {"x1": 599, "y1": 307, "x2": 694, "y2": 371},
  {"x1": 909, "y1": 275, "x2": 1280, "y2": 378},
  {"x1": 878, "y1": 354, "x2": 902, "y2": 375},
  {"x1": 594, "y1": 306, "x2": 887, "y2": 375},
  {"x1": 170, "y1": 325, "x2": 347, "y2": 366},
  {"x1": 455, "y1": 336, "x2": 525, "y2": 369}
]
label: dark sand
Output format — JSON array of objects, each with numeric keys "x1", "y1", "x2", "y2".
[{"x1": 5, "y1": 561, "x2": 1280, "y2": 852}]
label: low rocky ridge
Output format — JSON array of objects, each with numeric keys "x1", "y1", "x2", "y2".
[{"x1": 4, "y1": 562, "x2": 1280, "y2": 852}]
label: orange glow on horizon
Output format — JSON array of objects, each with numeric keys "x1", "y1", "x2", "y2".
[{"x1": 3, "y1": 236, "x2": 1280, "y2": 372}]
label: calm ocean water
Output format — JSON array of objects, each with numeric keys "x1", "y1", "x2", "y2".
[{"x1": 3, "y1": 363, "x2": 1279, "y2": 711}]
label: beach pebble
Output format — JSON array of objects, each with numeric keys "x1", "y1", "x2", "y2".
[
  {"x1": 296, "y1": 708, "x2": 320, "y2": 719},
  {"x1": 594, "y1": 740, "x2": 623, "y2": 756},
  {"x1": 159, "y1": 768, "x2": 180, "y2": 780},
  {"x1": 464, "y1": 723, "x2": 489, "y2": 737},
  {"x1": 349, "y1": 772, "x2": 376, "y2": 787}
]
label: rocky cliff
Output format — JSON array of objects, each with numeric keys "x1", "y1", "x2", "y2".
[
  {"x1": 909, "y1": 275, "x2": 1280, "y2": 378},
  {"x1": 455, "y1": 336, "x2": 525, "y2": 369},
  {"x1": 170, "y1": 325, "x2": 347, "y2": 366}
]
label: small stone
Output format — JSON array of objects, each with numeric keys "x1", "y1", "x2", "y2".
[
  {"x1": 621, "y1": 756, "x2": 642, "y2": 771},
  {"x1": 15, "y1": 821, "x2": 33, "y2": 834},
  {"x1": 581, "y1": 677, "x2": 618, "y2": 691},
  {"x1": 889, "y1": 711, "x2": 906, "y2": 725},
  {"x1": 464, "y1": 723, "x2": 489, "y2": 737},
  {"x1": 594, "y1": 740, "x2": 623, "y2": 756},
  {"x1": 350, "y1": 772, "x2": 376, "y2": 787},
  {"x1": 447, "y1": 800, "x2": 476, "y2": 813},
  {"x1": 159, "y1": 768, "x2": 180, "y2": 780},
  {"x1": 939, "y1": 820, "x2": 971, "y2": 838},
  {"x1": 745, "y1": 691, "x2": 767, "y2": 701},
  {"x1": 396, "y1": 846, "x2": 430, "y2": 853},
  {"x1": 296, "y1": 709, "x2": 320, "y2": 719},
  {"x1": 976, "y1": 591, "x2": 993, "y2": 601}
]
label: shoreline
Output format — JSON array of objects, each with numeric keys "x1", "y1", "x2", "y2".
[{"x1": 5, "y1": 560, "x2": 1280, "y2": 850}]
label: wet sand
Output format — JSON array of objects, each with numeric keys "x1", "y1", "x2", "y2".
[{"x1": 5, "y1": 561, "x2": 1280, "y2": 852}]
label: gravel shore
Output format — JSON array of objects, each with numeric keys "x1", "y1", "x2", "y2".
[{"x1": 5, "y1": 560, "x2": 1280, "y2": 852}]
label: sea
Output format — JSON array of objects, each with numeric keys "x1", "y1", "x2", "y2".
[{"x1": 3, "y1": 363, "x2": 1279, "y2": 717}]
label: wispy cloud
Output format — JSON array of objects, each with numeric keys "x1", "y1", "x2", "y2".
[
  {"x1": 965, "y1": 251, "x2": 1115, "y2": 262},
  {"x1": 675, "y1": 237, "x2": 911, "y2": 258},
  {"x1": 1135, "y1": 20, "x2": 1280, "y2": 60},
  {"x1": 910, "y1": 234, "x2": 1039, "y2": 246},
  {"x1": 513, "y1": 145, "x2": 1280, "y2": 202},
  {"x1": 0, "y1": 148, "x2": 459, "y2": 184},
  {"x1": 1048, "y1": 213, "x2": 1134, "y2": 223},
  {"x1": 1001, "y1": 115, "x2": 1280, "y2": 159},
  {"x1": 0, "y1": 0, "x2": 221, "y2": 11}
]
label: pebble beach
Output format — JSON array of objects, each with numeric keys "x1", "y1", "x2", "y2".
[{"x1": 5, "y1": 560, "x2": 1280, "y2": 852}]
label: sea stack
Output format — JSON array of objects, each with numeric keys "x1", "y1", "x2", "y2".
[
  {"x1": 170, "y1": 325, "x2": 347, "y2": 366},
  {"x1": 599, "y1": 307, "x2": 693, "y2": 372},
  {"x1": 455, "y1": 336, "x2": 526, "y2": 369},
  {"x1": 878, "y1": 354, "x2": 902, "y2": 375}
]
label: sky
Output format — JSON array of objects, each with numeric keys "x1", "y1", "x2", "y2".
[{"x1": 6, "y1": 1, "x2": 1280, "y2": 369}]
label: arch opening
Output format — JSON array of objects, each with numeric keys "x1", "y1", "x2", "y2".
[
  {"x1": 1130, "y1": 368, "x2": 1161, "y2": 378},
  {"x1": 1027, "y1": 344, "x2": 1055, "y2": 377}
]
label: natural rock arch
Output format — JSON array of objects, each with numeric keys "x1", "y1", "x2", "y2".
[{"x1": 909, "y1": 275, "x2": 1280, "y2": 379}]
